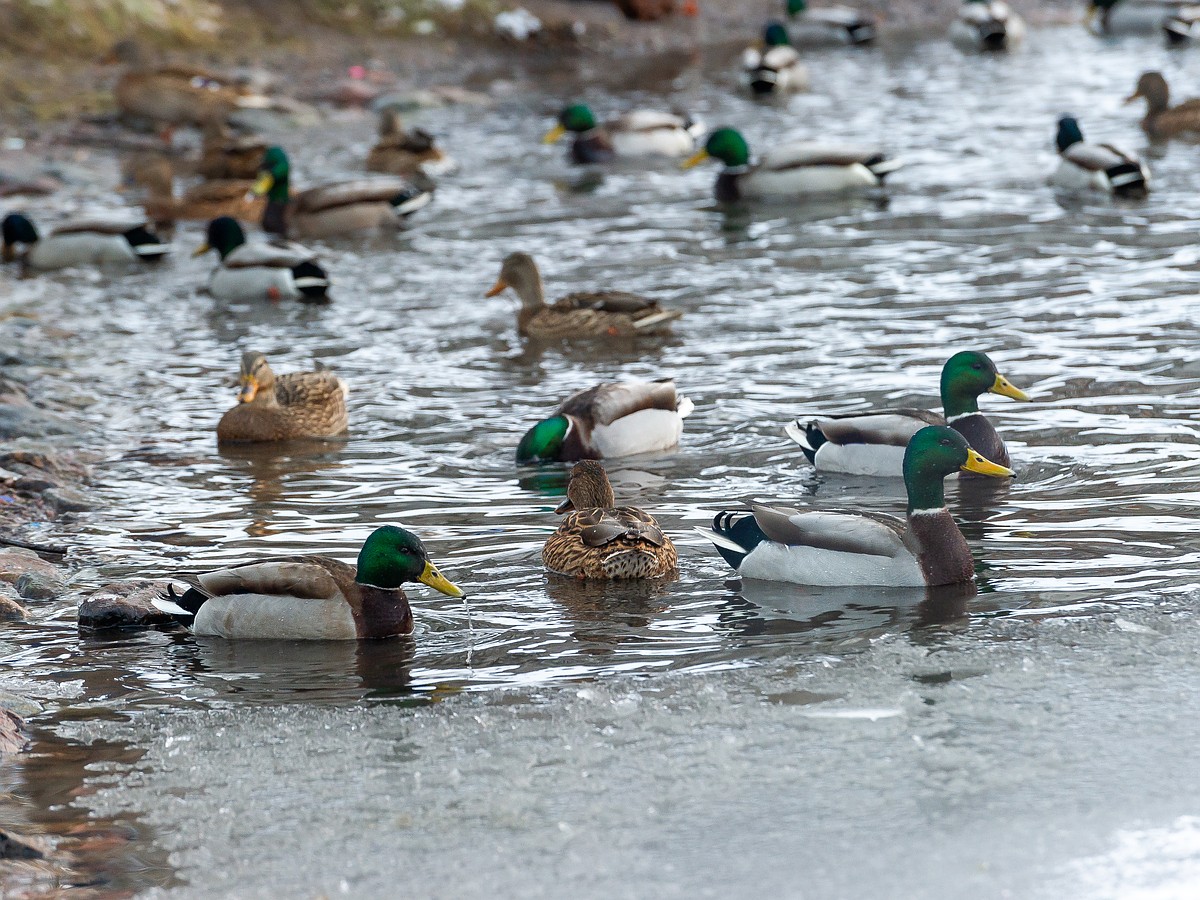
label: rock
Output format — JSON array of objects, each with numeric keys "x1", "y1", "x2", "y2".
[
  {"x1": 0, "y1": 829, "x2": 43, "y2": 858},
  {"x1": 0, "y1": 709, "x2": 27, "y2": 756},
  {"x1": 613, "y1": 0, "x2": 675, "y2": 20},
  {"x1": 42, "y1": 486, "x2": 91, "y2": 513},
  {"x1": 0, "y1": 403, "x2": 82, "y2": 441},
  {"x1": 77, "y1": 581, "x2": 181, "y2": 631},
  {"x1": 0, "y1": 547, "x2": 61, "y2": 585},
  {"x1": 16, "y1": 571, "x2": 65, "y2": 601},
  {"x1": 0, "y1": 594, "x2": 27, "y2": 620}
]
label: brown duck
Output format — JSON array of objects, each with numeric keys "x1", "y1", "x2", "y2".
[
  {"x1": 485, "y1": 252, "x2": 683, "y2": 339},
  {"x1": 542, "y1": 461, "x2": 678, "y2": 580},
  {"x1": 128, "y1": 155, "x2": 262, "y2": 229},
  {"x1": 197, "y1": 123, "x2": 269, "y2": 181},
  {"x1": 216, "y1": 352, "x2": 348, "y2": 443},
  {"x1": 366, "y1": 109, "x2": 452, "y2": 177},
  {"x1": 1126, "y1": 71, "x2": 1200, "y2": 138}
]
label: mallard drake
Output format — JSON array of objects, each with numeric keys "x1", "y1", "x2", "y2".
[
  {"x1": 151, "y1": 525, "x2": 463, "y2": 640},
  {"x1": 704, "y1": 426, "x2": 1013, "y2": 587},
  {"x1": 216, "y1": 351, "x2": 347, "y2": 443},
  {"x1": 1165, "y1": 5, "x2": 1200, "y2": 42},
  {"x1": 196, "y1": 122, "x2": 268, "y2": 181},
  {"x1": 785, "y1": 0, "x2": 875, "y2": 46},
  {"x1": 1125, "y1": 72, "x2": 1200, "y2": 139},
  {"x1": 543, "y1": 104, "x2": 703, "y2": 163},
  {"x1": 743, "y1": 23, "x2": 810, "y2": 96},
  {"x1": 785, "y1": 351, "x2": 1029, "y2": 477},
  {"x1": 485, "y1": 252, "x2": 683, "y2": 339},
  {"x1": 366, "y1": 108, "x2": 455, "y2": 177},
  {"x1": 518, "y1": 379, "x2": 693, "y2": 463},
  {"x1": 252, "y1": 146, "x2": 432, "y2": 240},
  {"x1": 196, "y1": 217, "x2": 330, "y2": 303},
  {"x1": 543, "y1": 460, "x2": 678, "y2": 579},
  {"x1": 682, "y1": 128, "x2": 902, "y2": 202},
  {"x1": 1087, "y1": 0, "x2": 1186, "y2": 35},
  {"x1": 1051, "y1": 116, "x2": 1149, "y2": 198},
  {"x1": 1, "y1": 212, "x2": 169, "y2": 270},
  {"x1": 948, "y1": 0, "x2": 1026, "y2": 51}
]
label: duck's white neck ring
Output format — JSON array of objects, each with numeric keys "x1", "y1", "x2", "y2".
[
  {"x1": 909, "y1": 506, "x2": 947, "y2": 516},
  {"x1": 946, "y1": 411, "x2": 982, "y2": 424}
]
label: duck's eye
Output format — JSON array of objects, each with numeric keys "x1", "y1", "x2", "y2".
[{"x1": 940, "y1": 438, "x2": 952, "y2": 446}]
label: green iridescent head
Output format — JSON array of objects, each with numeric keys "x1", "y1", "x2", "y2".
[
  {"x1": 200, "y1": 216, "x2": 246, "y2": 260},
  {"x1": 516, "y1": 415, "x2": 570, "y2": 464},
  {"x1": 786, "y1": 0, "x2": 807, "y2": 14},
  {"x1": 253, "y1": 146, "x2": 291, "y2": 202},
  {"x1": 704, "y1": 128, "x2": 751, "y2": 168},
  {"x1": 764, "y1": 21, "x2": 790, "y2": 45},
  {"x1": 903, "y1": 426, "x2": 1012, "y2": 512},
  {"x1": 1055, "y1": 116, "x2": 1084, "y2": 153},
  {"x1": 940, "y1": 351, "x2": 1029, "y2": 418},
  {"x1": 559, "y1": 104, "x2": 597, "y2": 133},
  {"x1": 356, "y1": 525, "x2": 463, "y2": 597}
]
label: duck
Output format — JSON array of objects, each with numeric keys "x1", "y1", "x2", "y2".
[
  {"x1": 1, "y1": 212, "x2": 170, "y2": 271},
  {"x1": 542, "y1": 460, "x2": 678, "y2": 579},
  {"x1": 682, "y1": 128, "x2": 902, "y2": 202},
  {"x1": 948, "y1": 0, "x2": 1026, "y2": 51},
  {"x1": 128, "y1": 156, "x2": 263, "y2": 229},
  {"x1": 784, "y1": 0, "x2": 876, "y2": 46},
  {"x1": 1051, "y1": 116, "x2": 1149, "y2": 198},
  {"x1": 366, "y1": 108, "x2": 455, "y2": 177},
  {"x1": 216, "y1": 351, "x2": 348, "y2": 443},
  {"x1": 785, "y1": 351, "x2": 1029, "y2": 477},
  {"x1": 196, "y1": 217, "x2": 330, "y2": 303},
  {"x1": 1125, "y1": 72, "x2": 1200, "y2": 139},
  {"x1": 151, "y1": 525, "x2": 464, "y2": 640},
  {"x1": 196, "y1": 122, "x2": 268, "y2": 181},
  {"x1": 543, "y1": 103, "x2": 703, "y2": 163},
  {"x1": 517, "y1": 379, "x2": 693, "y2": 463},
  {"x1": 703, "y1": 426, "x2": 1013, "y2": 587},
  {"x1": 485, "y1": 252, "x2": 683, "y2": 339},
  {"x1": 252, "y1": 146, "x2": 432, "y2": 240},
  {"x1": 1087, "y1": 0, "x2": 1187, "y2": 35},
  {"x1": 743, "y1": 22, "x2": 810, "y2": 96}
]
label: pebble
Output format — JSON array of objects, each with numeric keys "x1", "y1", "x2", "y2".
[
  {"x1": 77, "y1": 581, "x2": 182, "y2": 631},
  {"x1": 42, "y1": 485, "x2": 91, "y2": 513}
]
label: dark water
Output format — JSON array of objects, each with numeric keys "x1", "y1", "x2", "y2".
[{"x1": 5, "y1": 24, "x2": 1200, "y2": 895}]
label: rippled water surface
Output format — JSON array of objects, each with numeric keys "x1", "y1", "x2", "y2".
[{"x1": 6, "y1": 24, "x2": 1200, "y2": 895}]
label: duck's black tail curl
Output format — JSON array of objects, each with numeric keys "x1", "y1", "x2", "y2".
[{"x1": 710, "y1": 511, "x2": 768, "y2": 570}]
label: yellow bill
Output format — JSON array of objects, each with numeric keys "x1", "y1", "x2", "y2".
[
  {"x1": 990, "y1": 373, "x2": 1030, "y2": 402},
  {"x1": 484, "y1": 278, "x2": 508, "y2": 298},
  {"x1": 251, "y1": 172, "x2": 274, "y2": 196},
  {"x1": 961, "y1": 449, "x2": 1013, "y2": 479},
  {"x1": 542, "y1": 124, "x2": 567, "y2": 145},
  {"x1": 238, "y1": 376, "x2": 258, "y2": 403},
  {"x1": 681, "y1": 148, "x2": 710, "y2": 170},
  {"x1": 192, "y1": 243, "x2": 212, "y2": 258},
  {"x1": 419, "y1": 560, "x2": 464, "y2": 598}
]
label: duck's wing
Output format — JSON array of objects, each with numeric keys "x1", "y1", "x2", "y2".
[
  {"x1": 196, "y1": 555, "x2": 356, "y2": 601},
  {"x1": 1062, "y1": 142, "x2": 1137, "y2": 170},
  {"x1": 273, "y1": 371, "x2": 346, "y2": 407},
  {"x1": 751, "y1": 504, "x2": 906, "y2": 557},
  {"x1": 795, "y1": 408, "x2": 943, "y2": 447},
  {"x1": 182, "y1": 178, "x2": 255, "y2": 203},
  {"x1": 53, "y1": 214, "x2": 149, "y2": 235},
  {"x1": 759, "y1": 141, "x2": 901, "y2": 174},
  {"x1": 559, "y1": 379, "x2": 684, "y2": 424},
  {"x1": 570, "y1": 507, "x2": 669, "y2": 548},
  {"x1": 610, "y1": 110, "x2": 688, "y2": 133},
  {"x1": 760, "y1": 45, "x2": 803, "y2": 70},
  {"x1": 223, "y1": 241, "x2": 316, "y2": 269},
  {"x1": 294, "y1": 177, "x2": 422, "y2": 214},
  {"x1": 557, "y1": 290, "x2": 659, "y2": 313}
]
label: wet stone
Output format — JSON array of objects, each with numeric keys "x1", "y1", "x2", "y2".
[
  {"x1": 16, "y1": 571, "x2": 66, "y2": 601},
  {"x1": 0, "y1": 547, "x2": 61, "y2": 585},
  {"x1": 77, "y1": 581, "x2": 181, "y2": 631},
  {"x1": 42, "y1": 486, "x2": 92, "y2": 513},
  {"x1": 0, "y1": 709, "x2": 28, "y2": 756},
  {"x1": 0, "y1": 404, "x2": 82, "y2": 440},
  {"x1": 0, "y1": 829, "x2": 43, "y2": 858},
  {"x1": 0, "y1": 593, "x2": 27, "y2": 620}
]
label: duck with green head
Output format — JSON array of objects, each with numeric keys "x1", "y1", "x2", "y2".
[
  {"x1": 252, "y1": 146, "x2": 432, "y2": 240},
  {"x1": 1051, "y1": 116, "x2": 1149, "y2": 198},
  {"x1": 784, "y1": 0, "x2": 876, "y2": 46},
  {"x1": 543, "y1": 103, "x2": 703, "y2": 164},
  {"x1": 948, "y1": 0, "x2": 1026, "y2": 52},
  {"x1": 682, "y1": 128, "x2": 902, "y2": 202},
  {"x1": 704, "y1": 425, "x2": 1013, "y2": 587},
  {"x1": 785, "y1": 350, "x2": 1030, "y2": 478},
  {"x1": 196, "y1": 216, "x2": 330, "y2": 303},
  {"x1": 743, "y1": 22, "x2": 809, "y2": 95},
  {"x1": 1087, "y1": 0, "x2": 1187, "y2": 37},
  {"x1": 152, "y1": 525, "x2": 464, "y2": 640},
  {"x1": 2, "y1": 212, "x2": 169, "y2": 271}
]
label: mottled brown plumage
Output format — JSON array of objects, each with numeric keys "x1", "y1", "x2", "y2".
[
  {"x1": 366, "y1": 109, "x2": 449, "y2": 176},
  {"x1": 485, "y1": 252, "x2": 682, "y2": 339},
  {"x1": 542, "y1": 461, "x2": 678, "y2": 580},
  {"x1": 130, "y1": 157, "x2": 263, "y2": 227},
  {"x1": 216, "y1": 351, "x2": 348, "y2": 443},
  {"x1": 1126, "y1": 71, "x2": 1200, "y2": 139},
  {"x1": 197, "y1": 123, "x2": 268, "y2": 181}
]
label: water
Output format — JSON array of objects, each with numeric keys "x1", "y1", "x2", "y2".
[{"x1": 5, "y1": 25, "x2": 1200, "y2": 896}]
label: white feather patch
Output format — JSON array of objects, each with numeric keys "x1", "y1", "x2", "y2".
[
  {"x1": 192, "y1": 594, "x2": 359, "y2": 640},
  {"x1": 590, "y1": 408, "x2": 684, "y2": 458},
  {"x1": 738, "y1": 541, "x2": 925, "y2": 587}
]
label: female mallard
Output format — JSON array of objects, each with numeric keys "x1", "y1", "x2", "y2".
[
  {"x1": 130, "y1": 157, "x2": 263, "y2": 228},
  {"x1": 704, "y1": 426, "x2": 1013, "y2": 587},
  {"x1": 1051, "y1": 116, "x2": 1149, "y2": 198},
  {"x1": 366, "y1": 108, "x2": 455, "y2": 177},
  {"x1": 948, "y1": 0, "x2": 1026, "y2": 51},
  {"x1": 682, "y1": 128, "x2": 902, "y2": 202},
  {"x1": 216, "y1": 351, "x2": 348, "y2": 443},
  {"x1": 196, "y1": 122, "x2": 269, "y2": 181},
  {"x1": 252, "y1": 146, "x2": 432, "y2": 240},
  {"x1": 543, "y1": 104, "x2": 703, "y2": 163},
  {"x1": 1087, "y1": 0, "x2": 1187, "y2": 35},
  {"x1": 743, "y1": 23, "x2": 810, "y2": 96},
  {"x1": 1125, "y1": 72, "x2": 1200, "y2": 139},
  {"x1": 785, "y1": 351, "x2": 1029, "y2": 477},
  {"x1": 196, "y1": 217, "x2": 330, "y2": 303},
  {"x1": 518, "y1": 379, "x2": 693, "y2": 463},
  {"x1": 151, "y1": 525, "x2": 463, "y2": 640},
  {"x1": 543, "y1": 460, "x2": 678, "y2": 579},
  {"x1": 785, "y1": 0, "x2": 875, "y2": 46},
  {"x1": 485, "y1": 252, "x2": 683, "y2": 338},
  {"x1": 1, "y1": 212, "x2": 169, "y2": 271}
]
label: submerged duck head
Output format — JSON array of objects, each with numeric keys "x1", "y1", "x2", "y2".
[
  {"x1": 903, "y1": 426, "x2": 1013, "y2": 512},
  {"x1": 940, "y1": 351, "x2": 1029, "y2": 418},
  {"x1": 544, "y1": 104, "x2": 597, "y2": 144},
  {"x1": 196, "y1": 216, "x2": 246, "y2": 261},
  {"x1": 554, "y1": 460, "x2": 616, "y2": 513},
  {"x1": 253, "y1": 146, "x2": 291, "y2": 200},
  {"x1": 517, "y1": 414, "x2": 572, "y2": 464},
  {"x1": 1, "y1": 213, "x2": 39, "y2": 261},
  {"x1": 236, "y1": 351, "x2": 276, "y2": 403},
  {"x1": 786, "y1": 0, "x2": 807, "y2": 14},
  {"x1": 357, "y1": 524, "x2": 464, "y2": 597},
  {"x1": 682, "y1": 128, "x2": 751, "y2": 170},
  {"x1": 485, "y1": 251, "x2": 544, "y2": 307},
  {"x1": 1055, "y1": 116, "x2": 1085, "y2": 153}
]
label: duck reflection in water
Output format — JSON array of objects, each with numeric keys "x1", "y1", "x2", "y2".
[
  {"x1": 216, "y1": 439, "x2": 347, "y2": 538},
  {"x1": 544, "y1": 575, "x2": 674, "y2": 653}
]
